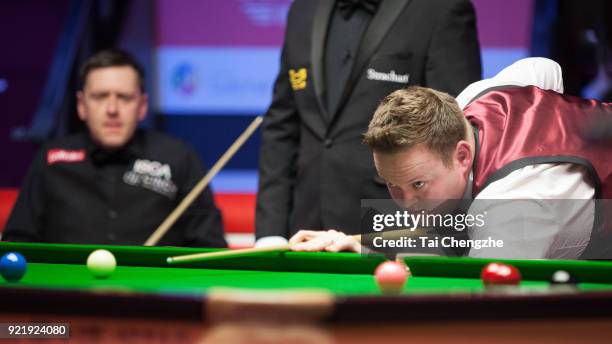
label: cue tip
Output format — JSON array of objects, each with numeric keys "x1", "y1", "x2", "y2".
[{"x1": 166, "y1": 257, "x2": 174, "y2": 264}]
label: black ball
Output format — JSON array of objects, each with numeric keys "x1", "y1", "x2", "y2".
[{"x1": 550, "y1": 270, "x2": 578, "y2": 285}]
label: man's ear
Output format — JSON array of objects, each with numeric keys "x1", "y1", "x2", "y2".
[
  {"x1": 76, "y1": 91, "x2": 87, "y2": 121},
  {"x1": 138, "y1": 93, "x2": 149, "y2": 122},
  {"x1": 454, "y1": 140, "x2": 473, "y2": 173}
]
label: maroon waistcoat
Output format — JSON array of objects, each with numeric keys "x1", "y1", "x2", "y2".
[{"x1": 464, "y1": 86, "x2": 611, "y2": 199}]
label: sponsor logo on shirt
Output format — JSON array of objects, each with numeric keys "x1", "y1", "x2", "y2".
[
  {"x1": 289, "y1": 68, "x2": 307, "y2": 90},
  {"x1": 366, "y1": 68, "x2": 410, "y2": 84},
  {"x1": 123, "y1": 159, "x2": 177, "y2": 199},
  {"x1": 47, "y1": 149, "x2": 86, "y2": 165}
]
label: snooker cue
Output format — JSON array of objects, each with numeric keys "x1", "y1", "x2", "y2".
[
  {"x1": 166, "y1": 234, "x2": 363, "y2": 264},
  {"x1": 166, "y1": 227, "x2": 441, "y2": 264},
  {"x1": 144, "y1": 116, "x2": 264, "y2": 246}
]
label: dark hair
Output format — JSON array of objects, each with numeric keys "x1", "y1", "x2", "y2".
[{"x1": 79, "y1": 49, "x2": 145, "y2": 91}]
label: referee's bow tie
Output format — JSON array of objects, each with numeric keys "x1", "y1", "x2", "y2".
[{"x1": 337, "y1": 0, "x2": 380, "y2": 19}]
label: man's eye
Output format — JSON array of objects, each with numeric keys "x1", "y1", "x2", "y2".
[{"x1": 412, "y1": 181, "x2": 425, "y2": 189}]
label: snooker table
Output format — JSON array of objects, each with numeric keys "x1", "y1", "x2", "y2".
[{"x1": 2, "y1": 242, "x2": 612, "y2": 343}]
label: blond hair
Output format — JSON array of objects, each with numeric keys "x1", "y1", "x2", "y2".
[{"x1": 363, "y1": 86, "x2": 466, "y2": 164}]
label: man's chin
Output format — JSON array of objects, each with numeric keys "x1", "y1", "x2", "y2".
[
  {"x1": 96, "y1": 136, "x2": 129, "y2": 151},
  {"x1": 431, "y1": 199, "x2": 464, "y2": 214},
  {"x1": 404, "y1": 199, "x2": 461, "y2": 214}
]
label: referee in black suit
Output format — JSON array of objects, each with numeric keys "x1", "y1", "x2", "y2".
[{"x1": 256, "y1": 0, "x2": 482, "y2": 243}]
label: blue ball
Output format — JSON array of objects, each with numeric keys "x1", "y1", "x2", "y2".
[{"x1": 0, "y1": 252, "x2": 27, "y2": 282}]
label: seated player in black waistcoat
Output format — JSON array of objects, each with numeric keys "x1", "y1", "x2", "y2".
[{"x1": 3, "y1": 50, "x2": 226, "y2": 248}]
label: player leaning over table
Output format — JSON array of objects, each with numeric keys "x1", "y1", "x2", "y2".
[
  {"x1": 3, "y1": 50, "x2": 227, "y2": 247},
  {"x1": 289, "y1": 58, "x2": 611, "y2": 259}
]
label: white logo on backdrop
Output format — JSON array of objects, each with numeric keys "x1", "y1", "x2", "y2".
[{"x1": 238, "y1": 0, "x2": 290, "y2": 26}]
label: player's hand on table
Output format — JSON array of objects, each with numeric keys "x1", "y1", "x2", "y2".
[{"x1": 289, "y1": 230, "x2": 360, "y2": 253}]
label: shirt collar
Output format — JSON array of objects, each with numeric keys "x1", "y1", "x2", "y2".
[
  {"x1": 337, "y1": 0, "x2": 381, "y2": 20},
  {"x1": 462, "y1": 172, "x2": 474, "y2": 200},
  {"x1": 462, "y1": 125, "x2": 479, "y2": 200},
  {"x1": 88, "y1": 130, "x2": 143, "y2": 165}
]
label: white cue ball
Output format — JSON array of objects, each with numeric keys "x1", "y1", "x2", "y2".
[{"x1": 87, "y1": 249, "x2": 116, "y2": 278}]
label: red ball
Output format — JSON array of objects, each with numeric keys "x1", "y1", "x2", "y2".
[
  {"x1": 375, "y1": 261, "x2": 410, "y2": 294},
  {"x1": 481, "y1": 262, "x2": 521, "y2": 286}
]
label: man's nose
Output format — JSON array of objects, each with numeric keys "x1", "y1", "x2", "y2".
[
  {"x1": 392, "y1": 188, "x2": 419, "y2": 209},
  {"x1": 106, "y1": 97, "x2": 119, "y2": 115},
  {"x1": 403, "y1": 189, "x2": 419, "y2": 203},
  {"x1": 402, "y1": 195, "x2": 421, "y2": 211}
]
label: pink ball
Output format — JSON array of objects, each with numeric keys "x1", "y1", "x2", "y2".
[{"x1": 375, "y1": 261, "x2": 410, "y2": 294}]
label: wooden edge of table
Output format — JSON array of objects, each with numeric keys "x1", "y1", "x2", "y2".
[
  {"x1": 3, "y1": 286, "x2": 612, "y2": 323},
  {"x1": 206, "y1": 288, "x2": 335, "y2": 323}
]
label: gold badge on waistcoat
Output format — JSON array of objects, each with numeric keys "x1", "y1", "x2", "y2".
[{"x1": 289, "y1": 68, "x2": 307, "y2": 90}]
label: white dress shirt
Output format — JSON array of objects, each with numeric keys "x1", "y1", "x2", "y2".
[{"x1": 460, "y1": 57, "x2": 595, "y2": 259}]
